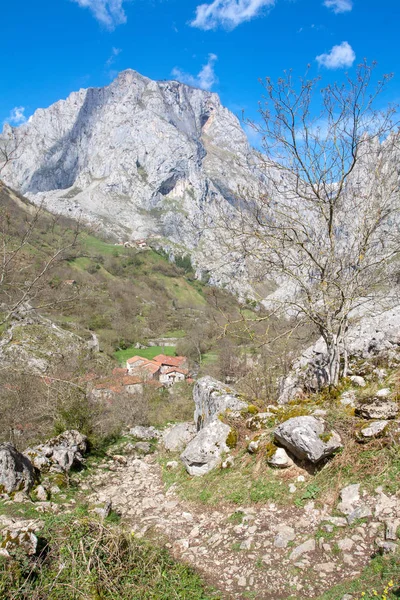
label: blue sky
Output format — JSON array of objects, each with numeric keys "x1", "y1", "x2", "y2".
[{"x1": 1, "y1": 0, "x2": 399, "y2": 133}]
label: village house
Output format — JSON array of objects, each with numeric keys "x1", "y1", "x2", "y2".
[{"x1": 126, "y1": 354, "x2": 188, "y2": 387}]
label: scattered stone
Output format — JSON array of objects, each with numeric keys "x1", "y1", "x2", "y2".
[
  {"x1": 289, "y1": 539, "x2": 316, "y2": 561},
  {"x1": 359, "y1": 420, "x2": 389, "y2": 439},
  {"x1": 356, "y1": 399, "x2": 398, "y2": 420},
  {"x1": 297, "y1": 475, "x2": 305, "y2": 482},
  {"x1": 129, "y1": 426, "x2": 161, "y2": 440},
  {"x1": 314, "y1": 562, "x2": 335, "y2": 573},
  {"x1": 346, "y1": 505, "x2": 372, "y2": 525},
  {"x1": 337, "y1": 538, "x2": 354, "y2": 551},
  {"x1": 0, "y1": 443, "x2": 35, "y2": 494},
  {"x1": 267, "y1": 447, "x2": 294, "y2": 469},
  {"x1": 247, "y1": 439, "x2": 261, "y2": 454},
  {"x1": 337, "y1": 484, "x2": 360, "y2": 515},
  {"x1": 180, "y1": 420, "x2": 231, "y2": 476},
  {"x1": 34, "y1": 485, "x2": 49, "y2": 502},
  {"x1": 376, "y1": 388, "x2": 391, "y2": 398},
  {"x1": 376, "y1": 539, "x2": 397, "y2": 554},
  {"x1": 385, "y1": 520, "x2": 399, "y2": 541},
  {"x1": 274, "y1": 525, "x2": 295, "y2": 548},
  {"x1": 162, "y1": 422, "x2": 197, "y2": 452},
  {"x1": 274, "y1": 416, "x2": 342, "y2": 464},
  {"x1": 289, "y1": 484, "x2": 297, "y2": 494},
  {"x1": 340, "y1": 390, "x2": 356, "y2": 407},
  {"x1": 221, "y1": 456, "x2": 234, "y2": 469},
  {"x1": 350, "y1": 376, "x2": 366, "y2": 387},
  {"x1": 341, "y1": 595, "x2": 354, "y2": 600},
  {"x1": 166, "y1": 460, "x2": 179, "y2": 470},
  {"x1": 132, "y1": 442, "x2": 152, "y2": 454}
]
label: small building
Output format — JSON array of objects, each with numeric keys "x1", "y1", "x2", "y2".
[
  {"x1": 126, "y1": 354, "x2": 189, "y2": 387},
  {"x1": 159, "y1": 367, "x2": 188, "y2": 387}
]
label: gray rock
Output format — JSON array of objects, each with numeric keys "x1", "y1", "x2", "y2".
[
  {"x1": 289, "y1": 538, "x2": 316, "y2": 561},
  {"x1": 34, "y1": 485, "x2": 49, "y2": 502},
  {"x1": 376, "y1": 539, "x2": 397, "y2": 554},
  {"x1": 274, "y1": 416, "x2": 342, "y2": 463},
  {"x1": 193, "y1": 377, "x2": 248, "y2": 430},
  {"x1": 385, "y1": 520, "x2": 399, "y2": 541},
  {"x1": 359, "y1": 420, "x2": 389, "y2": 439},
  {"x1": 0, "y1": 443, "x2": 35, "y2": 494},
  {"x1": 376, "y1": 388, "x2": 391, "y2": 398},
  {"x1": 166, "y1": 460, "x2": 179, "y2": 470},
  {"x1": 180, "y1": 420, "x2": 231, "y2": 476},
  {"x1": 350, "y1": 375, "x2": 366, "y2": 387},
  {"x1": 356, "y1": 399, "x2": 398, "y2": 420},
  {"x1": 267, "y1": 447, "x2": 294, "y2": 469},
  {"x1": 129, "y1": 426, "x2": 161, "y2": 440},
  {"x1": 162, "y1": 422, "x2": 197, "y2": 452},
  {"x1": 25, "y1": 430, "x2": 88, "y2": 473},
  {"x1": 340, "y1": 390, "x2": 356, "y2": 407},
  {"x1": 3, "y1": 528, "x2": 39, "y2": 556},
  {"x1": 273, "y1": 525, "x2": 296, "y2": 548},
  {"x1": 337, "y1": 484, "x2": 360, "y2": 515},
  {"x1": 132, "y1": 442, "x2": 152, "y2": 454},
  {"x1": 346, "y1": 505, "x2": 372, "y2": 525}
]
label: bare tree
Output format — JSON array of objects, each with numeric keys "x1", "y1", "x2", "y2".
[{"x1": 215, "y1": 62, "x2": 400, "y2": 387}]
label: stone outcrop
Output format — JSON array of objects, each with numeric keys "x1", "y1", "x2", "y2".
[
  {"x1": 180, "y1": 420, "x2": 232, "y2": 476},
  {"x1": 274, "y1": 416, "x2": 342, "y2": 464},
  {"x1": 129, "y1": 425, "x2": 162, "y2": 440},
  {"x1": 25, "y1": 430, "x2": 88, "y2": 473},
  {"x1": 193, "y1": 376, "x2": 248, "y2": 430},
  {"x1": 1, "y1": 70, "x2": 265, "y2": 297},
  {"x1": 355, "y1": 398, "x2": 398, "y2": 420},
  {"x1": 279, "y1": 306, "x2": 400, "y2": 403},
  {"x1": 0, "y1": 444, "x2": 35, "y2": 494},
  {"x1": 162, "y1": 422, "x2": 197, "y2": 452}
]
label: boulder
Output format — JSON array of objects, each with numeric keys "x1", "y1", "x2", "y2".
[
  {"x1": 267, "y1": 447, "x2": 294, "y2": 469},
  {"x1": 350, "y1": 375, "x2": 366, "y2": 387},
  {"x1": 180, "y1": 420, "x2": 231, "y2": 476},
  {"x1": 376, "y1": 388, "x2": 391, "y2": 398},
  {"x1": 274, "y1": 416, "x2": 342, "y2": 464},
  {"x1": 129, "y1": 425, "x2": 161, "y2": 440},
  {"x1": 2, "y1": 527, "x2": 39, "y2": 556},
  {"x1": 340, "y1": 390, "x2": 356, "y2": 407},
  {"x1": 0, "y1": 443, "x2": 35, "y2": 494},
  {"x1": 193, "y1": 377, "x2": 248, "y2": 430},
  {"x1": 355, "y1": 399, "x2": 398, "y2": 420},
  {"x1": 162, "y1": 422, "x2": 197, "y2": 452},
  {"x1": 359, "y1": 420, "x2": 389, "y2": 439},
  {"x1": 25, "y1": 430, "x2": 88, "y2": 473}
]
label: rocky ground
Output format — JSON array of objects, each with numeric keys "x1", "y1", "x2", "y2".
[{"x1": 85, "y1": 447, "x2": 399, "y2": 600}]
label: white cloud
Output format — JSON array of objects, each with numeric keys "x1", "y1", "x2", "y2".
[
  {"x1": 70, "y1": 0, "x2": 128, "y2": 29},
  {"x1": 316, "y1": 41, "x2": 355, "y2": 69},
  {"x1": 323, "y1": 0, "x2": 353, "y2": 13},
  {"x1": 172, "y1": 54, "x2": 218, "y2": 91},
  {"x1": 105, "y1": 47, "x2": 122, "y2": 67},
  {"x1": 190, "y1": 0, "x2": 275, "y2": 30},
  {"x1": 5, "y1": 106, "x2": 27, "y2": 126}
]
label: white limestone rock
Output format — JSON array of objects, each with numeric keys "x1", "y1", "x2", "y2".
[
  {"x1": 180, "y1": 420, "x2": 232, "y2": 476},
  {"x1": 193, "y1": 376, "x2": 248, "y2": 430},
  {"x1": 274, "y1": 416, "x2": 342, "y2": 464}
]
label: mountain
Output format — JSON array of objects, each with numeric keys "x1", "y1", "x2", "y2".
[{"x1": 1, "y1": 70, "x2": 265, "y2": 296}]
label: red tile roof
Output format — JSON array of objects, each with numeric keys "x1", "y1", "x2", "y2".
[{"x1": 153, "y1": 355, "x2": 187, "y2": 368}]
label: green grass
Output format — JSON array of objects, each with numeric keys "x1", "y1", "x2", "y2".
[
  {"x1": 312, "y1": 555, "x2": 400, "y2": 600},
  {"x1": 114, "y1": 345, "x2": 177, "y2": 363},
  {"x1": 163, "y1": 329, "x2": 186, "y2": 338},
  {"x1": 81, "y1": 233, "x2": 121, "y2": 256},
  {"x1": 160, "y1": 452, "x2": 288, "y2": 506}
]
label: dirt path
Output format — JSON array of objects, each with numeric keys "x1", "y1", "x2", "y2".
[{"x1": 82, "y1": 451, "x2": 397, "y2": 600}]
